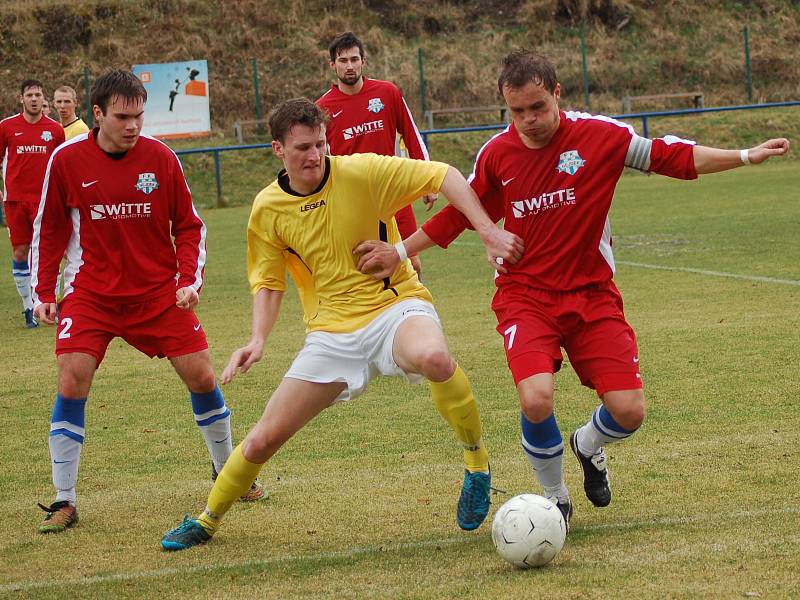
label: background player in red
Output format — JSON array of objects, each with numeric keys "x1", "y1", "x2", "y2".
[
  {"x1": 355, "y1": 50, "x2": 790, "y2": 530},
  {"x1": 317, "y1": 31, "x2": 435, "y2": 277},
  {"x1": 30, "y1": 69, "x2": 264, "y2": 534},
  {"x1": 0, "y1": 79, "x2": 65, "y2": 328}
]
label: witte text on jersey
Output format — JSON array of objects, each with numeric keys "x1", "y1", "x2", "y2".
[
  {"x1": 343, "y1": 119, "x2": 384, "y2": 140},
  {"x1": 90, "y1": 202, "x2": 152, "y2": 220},
  {"x1": 511, "y1": 187, "x2": 576, "y2": 218}
]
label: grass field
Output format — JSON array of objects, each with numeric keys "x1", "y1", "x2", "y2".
[{"x1": 0, "y1": 161, "x2": 798, "y2": 599}]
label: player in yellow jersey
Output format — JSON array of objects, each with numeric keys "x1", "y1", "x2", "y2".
[
  {"x1": 161, "y1": 98, "x2": 523, "y2": 550},
  {"x1": 53, "y1": 86, "x2": 89, "y2": 140}
]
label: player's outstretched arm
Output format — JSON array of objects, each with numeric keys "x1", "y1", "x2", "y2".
[
  {"x1": 220, "y1": 288, "x2": 284, "y2": 384},
  {"x1": 694, "y1": 138, "x2": 790, "y2": 174},
  {"x1": 439, "y1": 166, "x2": 524, "y2": 272}
]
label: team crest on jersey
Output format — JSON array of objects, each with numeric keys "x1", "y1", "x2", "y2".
[
  {"x1": 367, "y1": 97, "x2": 384, "y2": 113},
  {"x1": 556, "y1": 150, "x2": 585, "y2": 176},
  {"x1": 41, "y1": 131, "x2": 53, "y2": 142},
  {"x1": 135, "y1": 172, "x2": 159, "y2": 195}
]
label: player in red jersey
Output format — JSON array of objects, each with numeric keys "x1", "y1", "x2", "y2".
[
  {"x1": 30, "y1": 69, "x2": 264, "y2": 535},
  {"x1": 355, "y1": 50, "x2": 790, "y2": 530},
  {"x1": 0, "y1": 79, "x2": 65, "y2": 328},
  {"x1": 317, "y1": 31, "x2": 436, "y2": 277}
]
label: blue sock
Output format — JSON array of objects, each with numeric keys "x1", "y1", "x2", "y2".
[
  {"x1": 576, "y1": 404, "x2": 638, "y2": 457},
  {"x1": 520, "y1": 412, "x2": 568, "y2": 501},
  {"x1": 49, "y1": 394, "x2": 87, "y2": 505},
  {"x1": 191, "y1": 386, "x2": 233, "y2": 472}
]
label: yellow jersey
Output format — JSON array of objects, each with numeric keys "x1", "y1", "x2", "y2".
[
  {"x1": 63, "y1": 118, "x2": 89, "y2": 140},
  {"x1": 248, "y1": 153, "x2": 448, "y2": 333}
]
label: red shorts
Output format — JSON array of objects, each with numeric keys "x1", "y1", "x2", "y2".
[
  {"x1": 492, "y1": 280, "x2": 642, "y2": 396},
  {"x1": 55, "y1": 292, "x2": 208, "y2": 366},
  {"x1": 4, "y1": 201, "x2": 38, "y2": 247}
]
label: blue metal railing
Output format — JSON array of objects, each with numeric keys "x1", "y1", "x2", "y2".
[{"x1": 173, "y1": 101, "x2": 799, "y2": 207}]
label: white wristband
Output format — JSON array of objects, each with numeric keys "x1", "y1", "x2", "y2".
[
  {"x1": 395, "y1": 241, "x2": 408, "y2": 262},
  {"x1": 740, "y1": 149, "x2": 750, "y2": 165}
]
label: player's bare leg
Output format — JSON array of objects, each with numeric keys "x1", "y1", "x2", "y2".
[
  {"x1": 571, "y1": 388, "x2": 645, "y2": 507},
  {"x1": 38, "y1": 352, "x2": 97, "y2": 533},
  {"x1": 517, "y1": 371, "x2": 573, "y2": 531},
  {"x1": 393, "y1": 316, "x2": 492, "y2": 530},
  {"x1": 170, "y1": 349, "x2": 265, "y2": 502},
  {"x1": 161, "y1": 379, "x2": 344, "y2": 550}
]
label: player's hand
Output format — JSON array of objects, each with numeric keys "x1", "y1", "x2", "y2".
[
  {"x1": 34, "y1": 303, "x2": 57, "y2": 325},
  {"x1": 175, "y1": 286, "x2": 199, "y2": 310},
  {"x1": 353, "y1": 240, "x2": 401, "y2": 279},
  {"x1": 422, "y1": 193, "x2": 438, "y2": 211},
  {"x1": 747, "y1": 138, "x2": 790, "y2": 164},
  {"x1": 479, "y1": 227, "x2": 524, "y2": 274},
  {"x1": 221, "y1": 340, "x2": 265, "y2": 384},
  {"x1": 409, "y1": 254, "x2": 422, "y2": 279}
]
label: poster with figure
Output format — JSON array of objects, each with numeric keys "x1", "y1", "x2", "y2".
[{"x1": 132, "y1": 60, "x2": 211, "y2": 139}]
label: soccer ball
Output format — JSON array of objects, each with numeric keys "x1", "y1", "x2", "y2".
[{"x1": 491, "y1": 494, "x2": 566, "y2": 568}]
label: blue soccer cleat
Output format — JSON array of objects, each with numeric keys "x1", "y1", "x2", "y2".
[
  {"x1": 161, "y1": 515, "x2": 212, "y2": 551},
  {"x1": 457, "y1": 469, "x2": 491, "y2": 530},
  {"x1": 24, "y1": 308, "x2": 38, "y2": 328}
]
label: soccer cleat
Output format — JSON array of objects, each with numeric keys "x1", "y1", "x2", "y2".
[
  {"x1": 37, "y1": 501, "x2": 78, "y2": 533},
  {"x1": 456, "y1": 469, "x2": 491, "y2": 530},
  {"x1": 211, "y1": 462, "x2": 268, "y2": 502},
  {"x1": 24, "y1": 309, "x2": 38, "y2": 328},
  {"x1": 549, "y1": 496, "x2": 573, "y2": 535},
  {"x1": 569, "y1": 431, "x2": 612, "y2": 507},
  {"x1": 161, "y1": 515, "x2": 212, "y2": 551}
]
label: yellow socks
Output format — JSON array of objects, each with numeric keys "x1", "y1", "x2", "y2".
[
  {"x1": 429, "y1": 365, "x2": 490, "y2": 472},
  {"x1": 197, "y1": 443, "x2": 263, "y2": 533}
]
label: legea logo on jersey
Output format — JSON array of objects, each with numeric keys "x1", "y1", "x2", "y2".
[
  {"x1": 90, "y1": 203, "x2": 152, "y2": 220},
  {"x1": 41, "y1": 131, "x2": 53, "y2": 142},
  {"x1": 556, "y1": 150, "x2": 585, "y2": 176},
  {"x1": 342, "y1": 120, "x2": 384, "y2": 140},
  {"x1": 135, "y1": 172, "x2": 159, "y2": 195},
  {"x1": 16, "y1": 145, "x2": 47, "y2": 154},
  {"x1": 300, "y1": 199, "x2": 326, "y2": 213},
  {"x1": 511, "y1": 187, "x2": 576, "y2": 218},
  {"x1": 367, "y1": 98, "x2": 384, "y2": 113}
]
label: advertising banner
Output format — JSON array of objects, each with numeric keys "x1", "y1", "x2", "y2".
[{"x1": 132, "y1": 60, "x2": 210, "y2": 139}]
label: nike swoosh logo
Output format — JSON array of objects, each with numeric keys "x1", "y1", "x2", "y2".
[
  {"x1": 14, "y1": 132, "x2": 23, "y2": 136},
  {"x1": 214, "y1": 436, "x2": 230, "y2": 444},
  {"x1": 81, "y1": 180, "x2": 98, "y2": 188},
  {"x1": 501, "y1": 177, "x2": 515, "y2": 186},
  {"x1": 193, "y1": 324, "x2": 201, "y2": 331},
  {"x1": 332, "y1": 110, "x2": 343, "y2": 118},
  {"x1": 53, "y1": 459, "x2": 71, "y2": 464}
]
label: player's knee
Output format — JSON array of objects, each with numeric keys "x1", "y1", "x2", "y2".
[
  {"x1": 242, "y1": 434, "x2": 275, "y2": 464},
  {"x1": 189, "y1": 370, "x2": 217, "y2": 394},
  {"x1": 519, "y1": 387, "x2": 554, "y2": 423},
  {"x1": 610, "y1": 397, "x2": 646, "y2": 431},
  {"x1": 417, "y1": 347, "x2": 455, "y2": 382}
]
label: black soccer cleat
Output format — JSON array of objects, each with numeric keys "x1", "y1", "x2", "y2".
[
  {"x1": 549, "y1": 496, "x2": 573, "y2": 535},
  {"x1": 569, "y1": 431, "x2": 611, "y2": 507}
]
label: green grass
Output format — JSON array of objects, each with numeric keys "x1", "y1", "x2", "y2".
[{"x1": 0, "y1": 161, "x2": 798, "y2": 598}]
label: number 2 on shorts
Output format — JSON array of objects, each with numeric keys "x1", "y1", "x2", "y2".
[
  {"x1": 58, "y1": 317, "x2": 73, "y2": 339},
  {"x1": 503, "y1": 323, "x2": 517, "y2": 350}
]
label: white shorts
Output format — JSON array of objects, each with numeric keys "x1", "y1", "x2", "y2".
[{"x1": 284, "y1": 299, "x2": 441, "y2": 403}]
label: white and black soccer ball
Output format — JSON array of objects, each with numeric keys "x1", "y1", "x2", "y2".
[{"x1": 491, "y1": 494, "x2": 566, "y2": 568}]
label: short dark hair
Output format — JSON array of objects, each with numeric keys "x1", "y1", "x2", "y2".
[
  {"x1": 497, "y1": 50, "x2": 558, "y2": 95},
  {"x1": 328, "y1": 31, "x2": 365, "y2": 62},
  {"x1": 20, "y1": 79, "x2": 44, "y2": 95},
  {"x1": 90, "y1": 69, "x2": 147, "y2": 114},
  {"x1": 268, "y1": 98, "x2": 328, "y2": 143}
]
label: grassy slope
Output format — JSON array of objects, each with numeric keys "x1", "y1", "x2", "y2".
[
  {"x1": 0, "y1": 162, "x2": 797, "y2": 598},
  {"x1": 0, "y1": 1, "x2": 798, "y2": 128}
]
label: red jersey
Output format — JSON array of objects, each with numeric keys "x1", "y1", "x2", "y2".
[
  {"x1": 31, "y1": 131, "x2": 207, "y2": 305},
  {"x1": 316, "y1": 77, "x2": 430, "y2": 239},
  {"x1": 0, "y1": 113, "x2": 65, "y2": 203},
  {"x1": 422, "y1": 111, "x2": 698, "y2": 291}
]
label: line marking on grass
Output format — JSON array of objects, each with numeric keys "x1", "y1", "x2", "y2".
[
  {"x1": 4, "y1": 506, "x2": 798, "y2": 592},
  {"x1": 450, "y1": 241, "x2": 800, "y2": 286}
]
